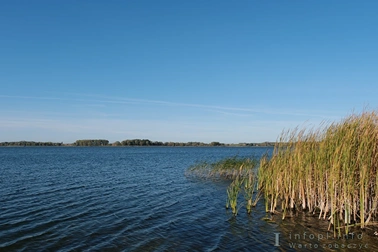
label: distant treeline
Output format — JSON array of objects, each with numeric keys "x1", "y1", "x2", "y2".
[
  {"x1": 0, "y1": 141, "x2": 63, "y2": 146},
  {"x1": 116, "y1": 139, "x2": 224, "y2": 146},
  {"x1": 0, "y1": 139, "x2": 276, "y2": 147},
  {"x1": 75, "y1": 139, "x2": 109, "y2": 146},
  {"x1": 115, "y1": 139, "x2": 274, "y2": 147}
]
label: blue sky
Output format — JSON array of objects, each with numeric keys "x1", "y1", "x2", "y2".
[{"x1": 1, "y1": 1, "x2": 378, "y2": 143}]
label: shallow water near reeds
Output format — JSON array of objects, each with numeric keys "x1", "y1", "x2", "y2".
[{"x1": 1, "y1": 147, "x2": 377, "y2": 251}]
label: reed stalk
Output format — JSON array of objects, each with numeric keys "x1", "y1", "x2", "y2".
[
  {"x1": 243, "y1": 170, "x2": 260, "y2": 214},
  {"x1": 227, "y1": 174, "x2": 243, "y2": 216}
]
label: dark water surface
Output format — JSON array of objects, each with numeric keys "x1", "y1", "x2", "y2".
[{"x1": 1, "y1": 147, "x2": 377, "y2": 251}]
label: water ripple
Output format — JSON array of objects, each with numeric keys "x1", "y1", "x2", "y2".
[{"x1": 1, "y1": 147, "x2": 376, "y2": 251}]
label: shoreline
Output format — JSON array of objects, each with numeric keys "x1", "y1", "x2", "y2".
[
  {"x1": 0, "y1": 145, "x2": 274, "y2": 148},
  {"x1": 0, "y1": 139, "x2": 277, "y2": 148}
]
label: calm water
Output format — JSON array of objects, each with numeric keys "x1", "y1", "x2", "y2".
[{"x1": 1, "y1": 147, "x2": 377, "y2": 251}]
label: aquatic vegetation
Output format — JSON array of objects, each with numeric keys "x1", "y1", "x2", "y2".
[
  {"x1": 243, "y1": 170, "x2": 262, "y2": 214},
  {"x1": 258, "y1": 111, "x2": 378, "y2": 235},
  {"x1": 186, "y1": 156, "x2": 259, "y2": 179},
  {"x1": 226, "y1": 173, "x2": 243, "y2": 216},
  {"x1": 224, "y1": 165, "x2": 262, "y2": 216},
  {"x1": 187, "y1": 110, "x2": 378, "y2": 234},
  {"x1": 187, "y1": 156, "x2": 264, "y2": 215}
]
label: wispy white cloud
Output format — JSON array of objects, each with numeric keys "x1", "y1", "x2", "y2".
[
  {"x1": 204, "y1": 109, "x2": 257, "y2": 117},
  {"x1": 70, "y1": 103, "x2": 107, "y2": 108},
  {"x1": 12, "y1": 92, "x2": 341, "y2": 119},
  {"x1": 0, "y1": 95, "x2": 67, "y2": 101}
]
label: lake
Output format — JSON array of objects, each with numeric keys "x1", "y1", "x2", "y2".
[{"x1": 0, "y1": 147, "x2": 376, "y2": 251}]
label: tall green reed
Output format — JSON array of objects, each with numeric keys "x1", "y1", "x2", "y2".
[{"x1": 226, "y1": 173, "x2": 243, "y2": 216}]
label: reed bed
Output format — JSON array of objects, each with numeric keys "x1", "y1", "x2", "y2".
[
  {"x1": 186, "y1": 156, "x2": 258, "y2": 179},
  {"x1": 258, "y1": 111, "x2": 378, "y2": 234}
]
